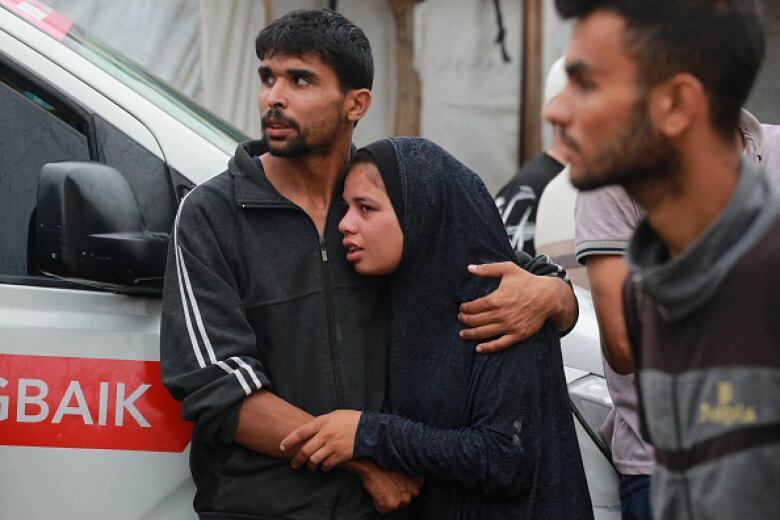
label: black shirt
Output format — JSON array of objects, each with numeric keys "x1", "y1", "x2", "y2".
[{"x1": 495, "y1": 153, "x2": 564, "y2": 256}]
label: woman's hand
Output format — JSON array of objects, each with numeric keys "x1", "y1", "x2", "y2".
[
  {"x1": 360, "y1": 465, "x2": 423, "y2": 514},
  {"x1": 280, "y1": 410, "x2": 360, "y2": 471}
]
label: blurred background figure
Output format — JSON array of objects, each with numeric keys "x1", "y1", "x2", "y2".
[
  {"x1": 574, "y1": 107, "x2": 778, "y2": 520},
  {"x1": 495, "y1": 56, "x2": 568, "y2": 257}
]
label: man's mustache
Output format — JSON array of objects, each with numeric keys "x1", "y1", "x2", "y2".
[
  {"x1": 261, "y1": 108, "x2": 300, "y2": 131},
  {"x1": 559, "y1": 127, "x2": 581, "y2": 154}
]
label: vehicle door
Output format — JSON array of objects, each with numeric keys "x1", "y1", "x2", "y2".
[{"x1": 0, "y1": 24, "x2": 196, "y2": 520}]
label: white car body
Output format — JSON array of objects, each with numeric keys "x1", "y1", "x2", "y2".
[{"x1": 0, "y1": 1, "x2": 618, "y2": 518}]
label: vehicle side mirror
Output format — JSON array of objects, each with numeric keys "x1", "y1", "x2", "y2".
[{"x1": 36, "y1": 161, "x2": 169, "y2": 293}]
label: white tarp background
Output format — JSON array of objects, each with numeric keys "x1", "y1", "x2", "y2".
[
  {"x1": 35, "y1": 0, "x2": 780, "y2": 192},
  {"x1": 45, "y1": 0, "x2": 570, "y2": 192},
  {"x1": 46, "y1": 0, "x2": 203, "y2": 99},
  {"x1": 198, "y1": 0, "x2": 267, "y2": 135},
  {"x1": 414, "y1": 0, "x2": 523, "y2": 190}
]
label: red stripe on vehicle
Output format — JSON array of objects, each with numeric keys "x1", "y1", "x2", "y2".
[
  {"x1": 0, "y1": 353, "x2": 192, "y2": 452},
  {"x1": 0, "y1": 0, "x2": 73, "y2": 41}
]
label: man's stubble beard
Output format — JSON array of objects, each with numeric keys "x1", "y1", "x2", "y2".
[
  {"x1": 263, "y1": 132, "x2": 318, "y2": 158},
  {"x1": 572, "y1": 95, "x2": 681, "y2": 193},
  {"x1": 261, "y1": 106, "x2": 344, "y2": 159}
]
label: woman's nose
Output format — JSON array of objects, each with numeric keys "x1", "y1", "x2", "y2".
[{"x1": 338, "y1": 209, "x2": 355, "y2": 235}]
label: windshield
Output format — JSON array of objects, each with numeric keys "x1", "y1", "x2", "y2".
[
  {"x1": 67, "y1": 29, "x2": 249, "y2": 154},
  {"x1": 2, "y1": 0, "x2": 249, "y2": 154}
]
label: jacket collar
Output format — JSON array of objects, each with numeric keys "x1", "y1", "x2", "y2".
[
  {"x1": 230, "y1": 139, "x2": 296, "y2": 207},
  {"x1": 628, "y1": 158, "x2": 780, "y2": 322},
  {"x1": 230, "y1": 139, "x2": 357, "y2": 208}
]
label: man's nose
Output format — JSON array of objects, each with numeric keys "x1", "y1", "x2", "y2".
[
  {"x1": 266, "y1": 80, "x2": 288, "y2": 108},
  {"x1": 543, "y1": 90, "x2": 569, "y2": 128}
]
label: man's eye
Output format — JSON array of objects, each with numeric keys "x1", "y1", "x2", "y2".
[
  {"x1": 260, "y1": 74, "x2": 274, "y2": 87},
  {"x1": 572, "y1": 76, "x2": 595, "y2": 92},
  {"x1": 294, "y1": 76, "x2": 311, "y2": 87}
]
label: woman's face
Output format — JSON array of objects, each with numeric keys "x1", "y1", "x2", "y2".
[{"x1": 338, "y1": 163, "x2": 403, "y2": 275}]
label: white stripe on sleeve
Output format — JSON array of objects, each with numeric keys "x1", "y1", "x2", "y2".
[
  {"x1": 217, "y1": 361, "x2": 252, "y2": 396},
  {"x1": 231, "y1": 356, "x2": 263, "y2": 389},
  {"x1": 173, "y1": 201, "x2": 207, "y2": 369},
  {"x1": 174, "y1": 191, "x2": 259, "y2": 397}
]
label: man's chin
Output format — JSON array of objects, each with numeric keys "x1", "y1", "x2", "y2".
[
  {"x1": 264, "y1": 140, "x2": 309, "y2": 159},
  {"x1": 267, "y1": 147, "x2": 301, "y2": 158},
  {"x1": 570, "y1": 163, "x2": 633, "y2": 192},
  {"x1": 569, "y1": 166, "x2": 603, "y2": 191}
]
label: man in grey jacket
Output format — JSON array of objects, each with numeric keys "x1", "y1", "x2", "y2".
[
  {"x1": 574, "y1": 108, "x2": 778, "y2": 520},
  {"x1": 547, "y1": 0, "x2": 779, "y2": 518},
  {"x1": 161, "y1": 8, "x2": 579, "y2": 519}
]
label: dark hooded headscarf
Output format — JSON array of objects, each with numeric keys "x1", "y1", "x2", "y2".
[
  {"x1": 359, "y1": 139, "x2": 404, "y2": 227},
  {"x1": 367, "y1": 137, "x2": 517, "y2": 300},
  {"x1": 368, "y1": 137, "x2": 521, "y2": 407},
  {"x1": 352, "y1": 137, "x2": 592, "y2": 519}
]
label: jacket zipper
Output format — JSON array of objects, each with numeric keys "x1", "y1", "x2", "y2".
[
  {"x1": 319, "y1": 235, "x2": 344, "y2": 408},
  {"x1": 240, "y1": 201, "x2": 344, "y2": 408}
]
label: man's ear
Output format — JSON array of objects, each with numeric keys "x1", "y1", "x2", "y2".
[
  {"x1": 345, "y1": 88, "x2": 372, "y2": 124},
  {"x1": 648, "y1": 73, "x2": 704, "y2": 139}
]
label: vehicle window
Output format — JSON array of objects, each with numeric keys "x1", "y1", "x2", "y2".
[
  {"x1": 92, "y1": 115, "x2": 176, "y2": 232},
  {"x1": 170, "y1": 166, "x2": 195, "y2": 201},
  {"x1": 0, "y1": 71, "x2": 89, "y2": 277},
  {"x1": 67, "y1": 28, "x2": 247, "y2": 155},
  {"x1": 0, "y1": 60, "x2": 176, "y2": 287}
]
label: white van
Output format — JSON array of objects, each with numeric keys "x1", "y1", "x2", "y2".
[{"x1": 0, "y1": 1, "x2": 619, "y2": 518}]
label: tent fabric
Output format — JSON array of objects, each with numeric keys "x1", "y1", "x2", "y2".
[
  {"x1": 47, "y1": 0, "x2": 203, "y2": 100},
  {"x1": 198, "y1": 0, "x2": 266, "y2": 137},
  {"x1": 414, "y1": 0, "x2": 523, "y2": 193},
  {"x1": 39, "y1": 0, "x2": 563, "y2": 193}
]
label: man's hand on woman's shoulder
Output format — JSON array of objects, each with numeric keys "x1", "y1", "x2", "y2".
[{"x1": 458, "y1": 261, "x2": 577, "y2": 353}]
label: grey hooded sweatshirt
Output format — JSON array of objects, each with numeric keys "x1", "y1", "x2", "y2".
[{"x1": 625, "y1": 159, "x2": 780, "y2": 520}]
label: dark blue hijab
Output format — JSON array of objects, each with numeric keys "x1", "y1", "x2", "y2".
[
  {"x1": 365, "y1": 137, "x2": 522, "y2": 419},
  {"x1": 353, "y1": 137, "x2": 593, "y2": 519},
  {"x1": 378, "y1": 137, "x2": 517, "y2": 299}
]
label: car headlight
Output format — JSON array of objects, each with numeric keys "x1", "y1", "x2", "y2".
[{"x1": 568, "y1": 374, "x2": 612, "y2": 442}]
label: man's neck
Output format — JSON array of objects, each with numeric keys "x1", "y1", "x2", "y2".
[
  {"x1": 545, "y1": 148, "x2": 567, "y2": 166},
  {"x1": 260, "y1": 136, "x2": 351, "y2": 236},
  {"x1": 626, "y1": 136, "x2": 742, "y2": 257}
]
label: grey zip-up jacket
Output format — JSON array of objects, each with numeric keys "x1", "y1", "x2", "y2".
[
  {"x1": 625, "y1": 159, "x2": 780, "y2": 519},
  {"x1": 160, "y1": 140, "x2": 388, "y2": 519}
]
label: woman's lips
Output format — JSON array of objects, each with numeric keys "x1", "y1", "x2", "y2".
[{"x1": 344, "y1": 243, "x2": 364, "y2": 263}]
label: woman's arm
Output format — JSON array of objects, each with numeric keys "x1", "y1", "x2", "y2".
[
  {"x1": 353, "y1": 412, "x2": 531, "y2": 497},
  {"x1": 281, "y1": 325, "x2": 559, "y2": 498}
]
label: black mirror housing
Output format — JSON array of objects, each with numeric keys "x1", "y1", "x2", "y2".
[{"x1": 36, "y1": 161, "x2": 169, "y2": 292}]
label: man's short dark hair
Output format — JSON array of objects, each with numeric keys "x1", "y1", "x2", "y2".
[
  {"x1": 555, "y1": 0, "x2": 765, "y2": 139},
  {"x1": 255, "y1": 8, "x2": 373, "y2": 92}
]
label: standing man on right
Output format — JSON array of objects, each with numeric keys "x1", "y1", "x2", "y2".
[
  {"x1": 574, "y1": 108, "x2": 775, "y2": 520},
  {"x1": 546, "y1": 1, "x2": 780, "y2": 518}
]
